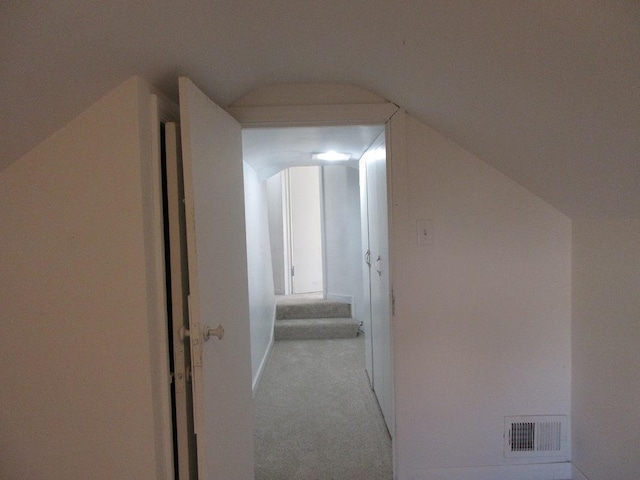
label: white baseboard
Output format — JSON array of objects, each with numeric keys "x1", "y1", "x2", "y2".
[
  {"x1": 409, "y1": 462, "x2": 572, "y2": 480},
  {"x1": 571, "y1": 464, "x2": 589, "y2": 480},
  {"x1": 252, "y1": 334, "x2": 273, "y2": 396},
  {"x1": 251, "y1": 304, "x2": 276, "y2": 395}
]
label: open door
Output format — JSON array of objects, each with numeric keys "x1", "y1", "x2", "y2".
[
  {"x1": 287, "y1": 166, "x2": 324, "y2": 294},
  {"x1": 178, "y1": 77, "x2": 255, "y2": 479}
]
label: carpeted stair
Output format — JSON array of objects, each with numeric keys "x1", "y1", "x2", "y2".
[{"x1": 274, "y1": 296, "x2": 358, "y2": 340}]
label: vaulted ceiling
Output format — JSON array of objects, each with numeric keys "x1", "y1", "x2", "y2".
[{"x1": 2, "y1": 1, "x2": 638, "y2": 218}]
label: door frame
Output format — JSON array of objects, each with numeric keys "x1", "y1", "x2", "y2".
[
  {"x1": 150, "y1": 93, "x2": 182, "y2": 480},
  {"x1": 228, "y1": 90, "x2": 406, "y2": 476},
  {"x1": 153, "y1": 86, "x2": 408, "y2": 479}
]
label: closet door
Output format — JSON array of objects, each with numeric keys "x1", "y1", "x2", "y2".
[
  {"x1": 364, "y1": 132, "x2": 393, "y2": 435},
  {"x1": 359, "y1": 157, "x2": 374, "y2": 385}
]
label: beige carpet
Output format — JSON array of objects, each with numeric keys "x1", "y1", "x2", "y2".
[
  {"x1": 274, "y1": 295, "x2": 359, "y2": 340},
  {"x1": 254, "y1": 336, "x2": 392, "y2": 480}
]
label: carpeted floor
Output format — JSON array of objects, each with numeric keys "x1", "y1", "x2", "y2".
[{"x1": 253, "y1": 336, "x2": 392, "y2": 480}]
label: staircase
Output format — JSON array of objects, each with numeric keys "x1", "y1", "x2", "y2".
[{"x1": 274, "y1": 295, "x2": 359, "y2": 340}]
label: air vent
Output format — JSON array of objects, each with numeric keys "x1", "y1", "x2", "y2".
[{"x1": 504, "y1": 415, "x2": 568, "y2": 458}]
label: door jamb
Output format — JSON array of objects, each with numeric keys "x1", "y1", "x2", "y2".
[
  {"x1": 282, "y1": 168, "x2": 293, "y2": 295},
  {"x1": 227, "y1": 103, "x2": 399, "y2": 128},
  {"x1": 227, "y1": 97, "x2": 405, "y2": 477},
  {"x1": 150, "y1": 93, "x2": 182, "y2": 480}
]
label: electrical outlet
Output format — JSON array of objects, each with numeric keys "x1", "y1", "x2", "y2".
[{"x1": 416, "y1": 219, "x2": 433, "y2": 246}]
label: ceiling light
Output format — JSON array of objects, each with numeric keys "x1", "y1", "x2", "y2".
[{"x1": 312, "y1": 151, "x2": 352, "y2": 161}]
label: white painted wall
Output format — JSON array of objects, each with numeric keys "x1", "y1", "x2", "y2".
[
  {"x1": 322, "y1": 165, "x2": 362, "y2": 306},
  {"x1": 572, "y1": 219, "x2": 640, "y2": 480},
  {"x1": 392, "y1": 115, "x2": 572, "y2": 479},
  {"x1": 266, "y1": 172, "x2": 285, "y2": 295},
  {"x1": 244, "y1": 162, "x2": 276, "y2": 389},
  {"x1": 0, "y1": 77, "x2": 169, "y2": 479},
  {"x1": 8, "y1": 79, "x2": 626, "y2": 480}
]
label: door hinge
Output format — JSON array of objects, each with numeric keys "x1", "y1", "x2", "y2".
[
  {"x1": 187, "y1": 295, "x2": 202, "y2": 367},
  {"x1": 291, "y1": 265, "x2": 295, "y2": 277},
  {"x1": 391, "y1": 288, "x2": 396, "y2": 316}
]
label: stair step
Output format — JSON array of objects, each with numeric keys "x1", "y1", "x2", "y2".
[
  {"x1": 274, "y1": 318, "x2": 359, "y2": 340},
  {"x1": 276, "y1": 301, "x2": 351, "y2": 320}
]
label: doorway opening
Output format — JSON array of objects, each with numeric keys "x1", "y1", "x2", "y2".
[
  {"x1": 161, "y1": 78, "x2": 401, "y2": 479},
  {"x1": 242, "y1": 124, "x2": 393, "y2": 478},
  {"x1": 284, "y1": 165, "x2": 324, "y2": 295}
]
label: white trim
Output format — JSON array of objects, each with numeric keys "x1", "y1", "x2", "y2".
[
  {"x1": 230, "y1": 83, "x2": 387, "y2": 106},
  {"x1": 571, "y1": 464, "x2": 590, "y2": 480},
  {"x1": 227, "y1": 103, "x2": 398, "y2": 127},
  {"x1": 319, "y1": 166, "x2": 327, "y2": 298},
  {"x1": 148, "y1": 93, "x2": 176, "y2": 480},
  {"x1": 386, "y1": 109, "x2": 406, "y2": 471},
  {"x1": 228, "y1": 95, "x2": 401, "y2": 480},
  {"x1": 410, "y1": 462, "x2": 573, "y2": 480},
  {"x1": 282, "y1": 169, "x2": 293, "y2": 295},
  {"x1": 252, "y1": 302, "x2": 277, "y2": 395}
]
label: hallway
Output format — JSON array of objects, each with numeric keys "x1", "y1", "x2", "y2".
[{"x1": 253, "y1": 336, "x2": 392, "y2": 479}]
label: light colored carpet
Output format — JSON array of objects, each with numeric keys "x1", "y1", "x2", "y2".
[
  {"x1": 254, "y1": 336, "x2": 392, "y2": 480},
  {"x1": 274, "y1": 295, "x2": 358, "y2": 340},
  {"x1": 276, "y1": 297, "x2": 352, "y2": 320},
  {"x1": 274, "y1": 318, "x2": 360, "y2": 340}
]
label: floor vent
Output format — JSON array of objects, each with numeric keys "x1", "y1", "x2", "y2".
[{"x1": 504, "y1": 415, "x2": 568, "y2": 458}]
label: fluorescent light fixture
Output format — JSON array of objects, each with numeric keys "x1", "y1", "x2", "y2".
[{"x1": 312, "y1": 151, "x2": 352, "y2": 161}]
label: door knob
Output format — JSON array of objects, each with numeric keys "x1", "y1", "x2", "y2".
[{"x1": 203, "y1": 325, "x2": 225, "y2": 341}]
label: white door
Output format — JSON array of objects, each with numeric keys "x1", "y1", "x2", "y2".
[
  {"x1": 359, "y1": 156, "x2": 374, "y2": 385},
  {"x1": 288, "y1": 166, "x2": 324, "y2": 294},
  {"x1": 371, "y1": 137, "x2": 393, "y2": 436},
  {"x1": 362, "y1": 132, "x2": 394, "y2": 435},
  {"x1": 179, "y1": 77, "x2": 255, "y2": 479}
]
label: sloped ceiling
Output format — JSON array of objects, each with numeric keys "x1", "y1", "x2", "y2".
[{"x1": 1, "y1": 1, "x2": 638, "y2": 218}]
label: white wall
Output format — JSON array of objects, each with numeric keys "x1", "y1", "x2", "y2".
[
  {"x1": 322, "y1": 165, "x2": 362, "y2": 306},
  {"x1": 0, "y1": 79, "x2": 590, "y2": 480},
  {"x1": 244, "y1": 162, "x2": 276, "y2": 389},
  {"x1": 572, "y1": 219, "x2": 640, "y2": 480},
  {"x1": 392, "y1": 115, "x2": 572, "y2": 479},
  {"x1": 266, "y1": 172, "x2": 285, "y2": 294},
  {"x1": 0, "y1": 77, "x2": 168, "y2": 479}
]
